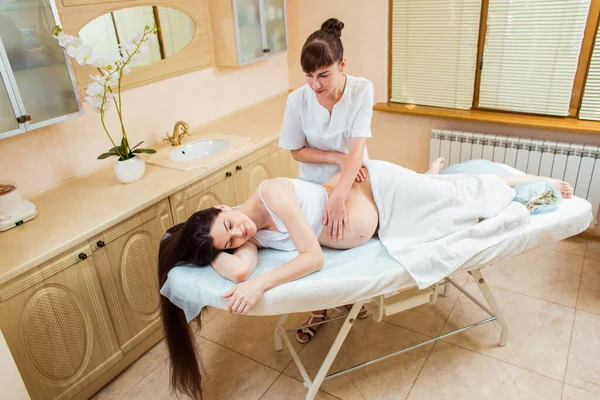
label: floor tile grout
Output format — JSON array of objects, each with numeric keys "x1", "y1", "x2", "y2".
[
  {"x1": 432, "y1": 283, "x2": 575, "y2": 384},
  {"x1": 257, "y1": 372, "x2": 281, "y2": 400},
  {"x1": 485, "y1": 281, "x2": 581, "y2": 310},
  {"x1": 561, "y1": 255, "x2": 586, "y2": 399},
  {"x1": 442, "y1": 341, "x2": 568, "y2": 385},
  {"x1": 405, "y1": 286, "x2": 463, "y2": 399},
  {"x1": 199, "y1": 334, "x2": 286, "y2": 375},
  {"x1": 115, "y1": 356, "x2": 169, "y2": 400}
]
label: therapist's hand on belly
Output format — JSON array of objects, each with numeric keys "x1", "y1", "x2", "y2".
[
  {"x1": 336, "y1": 153, "x2": 368, "y2": 183},
  {"x1": 323, "y1": 193, "x2": 349, "y2": 240}
]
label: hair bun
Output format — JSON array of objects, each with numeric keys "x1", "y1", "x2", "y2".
[{"x1": 321, "y1": 18, "x2": 344, "y2": 37}]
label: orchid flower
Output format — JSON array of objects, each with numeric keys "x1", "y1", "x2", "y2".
[{"x1": 51, "y1": 24, "x2": 159, "y2": 161}]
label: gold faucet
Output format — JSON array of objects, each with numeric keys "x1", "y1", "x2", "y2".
[{"x1": 164, "y1": 120, "x2": 190, "y2": 146}]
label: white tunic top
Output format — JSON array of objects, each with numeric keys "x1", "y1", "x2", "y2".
[
  {"x1": 253, "y1": 178, "x2": 328, "y2": 251},
  {"x1": 278, "y1": 74, "x2": 374, "y2": 184}
]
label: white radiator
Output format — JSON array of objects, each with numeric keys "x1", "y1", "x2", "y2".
[{"x1": 430, "y1": 129, "x2": 600, "y2": 224}]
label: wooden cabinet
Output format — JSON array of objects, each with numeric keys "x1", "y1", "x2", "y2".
[
  {"x1": 170, "y1": 141, "x2": 298, "y2": 222},
  {"x1": 88, "y1": 200, "x2": 173, "y2": 352},
  {"x1": 207, "y1": 0, "x2": 287, "y2": 66},
  {"x1": 170, "y1": 168, "x2": 238, "y2": 225},
  {"x1": 230, "y1": 144, "x2": 298, "y2": 202},
  {"x1": 233, "y1": 155, "x2": 274, "y2": 203},
  {"x1": 0, "y1": 140, "x2": 298, "y2": 399},
  {"x1": 0, "y1": 244, "x2": 121, "y2": 400}
]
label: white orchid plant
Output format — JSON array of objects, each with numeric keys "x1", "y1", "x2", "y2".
[{"x1": 52, "y1": 25, "x2": 158, "y2": 161}]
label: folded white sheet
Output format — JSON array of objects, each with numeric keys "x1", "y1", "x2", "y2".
[
  {"x1": 161, "y1": 196, "x2": 591, "y2": 323},
  {"x1": 367, "y1": 160, "x2": 531, "y2": 289}
]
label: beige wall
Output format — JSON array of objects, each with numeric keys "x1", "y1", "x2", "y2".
[
  {"x1": 286, "y1": 0, "x2": 388, "y2": 102},
  {"x1": 285, "y1": 0, "x2": 600, "y2": 174},
  {"x1": 0, "y1": 54, "x2": 289, "y2": 197}
]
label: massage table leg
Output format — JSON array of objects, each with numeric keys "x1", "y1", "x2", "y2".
[
  {"x1": 275, "y1": 268, "x2": 510, "y2": 398},
  {"x1": 305, "y1": 300, "x2": 367, "y2": 400},
  {"x1": 470, "y1": 269, "x2": 509, "y2": 346},
  {"x1": 440, "y1": 280, "x2": 451, "y2": 297},
  {"x1": 274, "y1": 314, "x2": 289, "y2": 351}
]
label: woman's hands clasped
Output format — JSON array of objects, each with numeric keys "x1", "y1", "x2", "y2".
[{"x1": 223, "y1": 279, "x2": 267, "y2": 314}]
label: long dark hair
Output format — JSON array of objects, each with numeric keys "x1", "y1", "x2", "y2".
[
  {"x1": 301, "y1": 18, "x2": 345, "y2": 73},
  {"x1": 158, "y1": 207, "x2": 222, "y2": 400}
]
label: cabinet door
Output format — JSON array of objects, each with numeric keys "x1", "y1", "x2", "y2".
[
  {"x1": 267, "y1": 147, "x2": 298, "y2": 179},
  {"x1": 0, "y1": 68, "x2": 23, "y2": 138},
  {"x1": 262, "y1": 0, "x2": 287, "y2": 55},
  {"x1": 89, "y1": 200, "x2": 173, "y2": 352},
  {"x1": 233, "y1": 156, "x2": 273, "y2": 203},
  {"x1": 0, "y1": 0, "x2": 81, "y2": 139},
  {"x1": 233, "y1": 0, "x2": 265, "y2": 64},
  {"x1": 0, "y1": 244, "x2": 121, "y2": 400},
  {"x1": 170, "y1": 170, "x2": 237, "y2": 224}
]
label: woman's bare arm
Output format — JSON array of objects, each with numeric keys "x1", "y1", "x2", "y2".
[
  {"x1": 212, "y1": 241, "x2": 258, "y2": 283},
  {"x1": 223, "y1": 179, "x2": 324, "y2": 313}
]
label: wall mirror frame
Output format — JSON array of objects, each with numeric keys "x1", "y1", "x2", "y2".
[{"x1": 57, "y1": 0, "x2": 213, "y2": 94}]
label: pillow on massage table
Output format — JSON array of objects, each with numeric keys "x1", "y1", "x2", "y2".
[{"x1": 440, "y1": 159, "x2": 523, "y2": 176}]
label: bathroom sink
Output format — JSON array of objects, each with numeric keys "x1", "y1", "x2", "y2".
[
  {"x1": 147, "y1": 133, "x2": 252, "y2": 171},
  {"x1": 170, "y1": 139, "x2": 229, "y2": 162}
]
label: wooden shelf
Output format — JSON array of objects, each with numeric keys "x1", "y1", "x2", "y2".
[{"x1": 374, "y1": 102, "x2": 600, "y2": 135}]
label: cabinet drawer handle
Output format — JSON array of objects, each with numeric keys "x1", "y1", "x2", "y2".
[
  {"x1": 97, "y1": 240, "x2": 105, "y2": 248},
  {"x1": 78, "y1": 252, "x2": 88, "y2": 261},
  {"x1": 225, "y1": 171, "x2": 232, "y2": 178},
  {"x1": 263, "y1": 48, "x2": 271, "y2": 53},
  {"x1": 236, "y1": 165, "x2": 242, "y2": 171}
]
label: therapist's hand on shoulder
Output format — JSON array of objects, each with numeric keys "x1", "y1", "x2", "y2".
[{"x1": 323, "y1": 193, "x2": 349, "y2": 241}]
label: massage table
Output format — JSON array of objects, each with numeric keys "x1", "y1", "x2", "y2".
[{"x1": 162, "y1": 195, "x2": 593, "y2": 400}]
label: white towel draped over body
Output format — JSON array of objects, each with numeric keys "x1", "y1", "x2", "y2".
[{"x1": 366, "y1": 160, "x2": 531, "y2": 289}]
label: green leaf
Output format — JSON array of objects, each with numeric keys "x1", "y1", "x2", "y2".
[
  {"x1": 97, "y1": 152, "x2": 118, "y2": 159},
  {"x1": 120, "y1": 136, "x2": 129, "y2": 153},
  {"x1": 130, "y1": 141, "x2": 144, "y2": 151},
  {"x1": 133, "y1": 148, "x2": 157, "y2": 154}
]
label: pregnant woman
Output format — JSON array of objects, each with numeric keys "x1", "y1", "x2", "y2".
[{"x1": 158, "y1": 157, "x2": 572, "y2": 400}]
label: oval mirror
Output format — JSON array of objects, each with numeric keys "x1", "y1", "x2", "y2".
[{"x1": 79, "y1": 6, "x2": 195, "y2": 67}]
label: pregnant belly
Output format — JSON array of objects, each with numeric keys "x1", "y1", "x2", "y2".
[{"x1": 318, "y1": 179, "x2": 379, "y2": 250}]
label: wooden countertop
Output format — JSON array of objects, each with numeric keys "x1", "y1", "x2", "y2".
[{"x1": 0, "y1": 92, "x2": 288, "y2": 285}]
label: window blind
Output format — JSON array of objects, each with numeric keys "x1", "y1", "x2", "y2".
[
  {"x1": 157, "y1": 7, "x2": 195, "y2": 57},
  {"x1": 390, "y1": 0, "x2": 482, "y2": 109},
  {"x1": 579, "y1": 23, "x2": 600, "y2": 120},
  {"x1": 479, "y1": 0, "x2": 590, "y2": 116}
]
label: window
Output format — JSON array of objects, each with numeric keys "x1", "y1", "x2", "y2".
[
  {"x1": 389, "y1": 0, "x2": 600, "y2": 122},
  {"x1": 478, "y1": 0, "x2": 589, "y2": 116},
  {"x1": 580, "y1": 21, "x2": 600, "y2": 120},
  {"x1": 390, "y1": 0, "x2": 482, "y2": 110}
]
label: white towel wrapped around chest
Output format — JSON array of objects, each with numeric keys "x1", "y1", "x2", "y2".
[{"x1": 366, "y1": 160, "x2": 531, "y2": 288}]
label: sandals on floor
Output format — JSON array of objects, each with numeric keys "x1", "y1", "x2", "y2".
[
  {"x1": 295, "y1": 305, "x2": 368, "y2": 344},
  {"x1": 296, "y1": 310, "x2": 327, "y2": 344},
  {"x1": 343, "y1": 304, "x2": 369, "y2": 319}
]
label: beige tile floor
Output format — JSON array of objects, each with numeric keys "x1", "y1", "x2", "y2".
[{"x1": 93, "y1": 236, "x2": 600, "y2": 400}]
